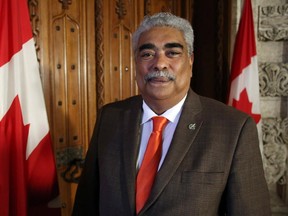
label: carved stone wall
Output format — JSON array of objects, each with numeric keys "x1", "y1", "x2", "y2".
[
  {"x1": 258, "y1": 1, "x2": 288, "y2": 215},
  {"x1": 231, "y1": 0, "x2": 288, "y2": 215},
  {"x1": 258, "y1": 4, "x2": 288, "y2": 41}
]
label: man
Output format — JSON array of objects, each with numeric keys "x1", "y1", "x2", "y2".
[{"x1": 72, "y1": 12, "x2": 271, "y2": 215}]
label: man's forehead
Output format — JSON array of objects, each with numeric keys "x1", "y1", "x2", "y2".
[
  {"x1": 139, "y1": 26, "x2": 184, "y2": 39},
  {"x1": 137, "y1": 27, "x2": 186, "y2": 47}
]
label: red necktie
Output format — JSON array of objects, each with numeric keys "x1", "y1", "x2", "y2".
[{"x1": 136, "y1": 116, "x2": 168, "y2": 214}]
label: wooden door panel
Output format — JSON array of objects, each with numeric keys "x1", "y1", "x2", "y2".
[
  {"x1": 103, "y1": 0, "x2": 139, "y2": 104},
  {"x1": 29, "y1": 0, "x2": 96, "y2": 215}
]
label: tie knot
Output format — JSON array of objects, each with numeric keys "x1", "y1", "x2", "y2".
[{"x1": 152, "y1": 116, "x2": 168, "y2": 132}]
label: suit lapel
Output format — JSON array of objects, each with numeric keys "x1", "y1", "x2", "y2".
[
  {"x1": 121, "y1": 96, "x2": 143, "y2": 214},
  {"x1": 140, "y1": 90, "x2": 203, "y2": 214}
]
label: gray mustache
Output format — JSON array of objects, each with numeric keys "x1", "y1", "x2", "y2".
[{"x1": 144, "y1": 71, "x2": 176, "y2": 82}]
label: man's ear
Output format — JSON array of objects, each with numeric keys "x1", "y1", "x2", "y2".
[
  {"x1": 189, "y1": 53, "x2": 194, "y2": 65},
  {"x1": 189, "y1": 53, "x2": 194, "y2": 77}
]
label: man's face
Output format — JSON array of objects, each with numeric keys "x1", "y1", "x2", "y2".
[{"x1": 135, "y1": 27, "x2": 193, "y2": 107}]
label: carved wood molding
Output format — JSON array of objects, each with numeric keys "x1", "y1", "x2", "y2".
[
  {"x1": 95, "y1": 0, "x2": 105, "y2": 109},
  {"x1": 116, "y1": 0, "x2": 127, "y2": 20},
  {"x1": 28, "y1": 0, "x2": 40, "y2": 62},
  {"x1": 59, "y1": 0, "x2": 72, "y2": 10},
  {"x1": 258, "y1": 4, "x2": 288, "y2": 41},
  {"x1": 144, "y1": 0, "x2": 173, "y2": 15},
  {"x1": 259, "y1": 62, "x2": 288, "y2": 97},
  {"x1": 144, "y1": 0, "x2": 151, "y2": 15}
]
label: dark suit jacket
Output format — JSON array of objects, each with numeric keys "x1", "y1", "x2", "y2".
[{"x1": 72, "y1": 89, "x2": 271, "y2": 216}]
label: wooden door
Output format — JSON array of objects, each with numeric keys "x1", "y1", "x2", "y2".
[
  {"x1": 28, "y1": 0, "x2": 96, "y2": 215},
  {"x1": 101, "y1": 0, "x2": 143, "y2": 104}
]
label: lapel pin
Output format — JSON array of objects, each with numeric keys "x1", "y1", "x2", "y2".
[{"x1": 188, "y1": 123, "x2": 196, "y2": 130}]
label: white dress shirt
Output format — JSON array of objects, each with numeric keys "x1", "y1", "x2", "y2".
[{"x1": 136, "y1": 95, "x2": 187, "y2": 171}]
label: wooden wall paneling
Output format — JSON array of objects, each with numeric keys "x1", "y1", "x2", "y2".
[
  {"x1": 29, "y1": 0, "x2": 96, "y2": 215},
  {"x1": 143, "y1": 0, "x2": 193, "y2": 20},
  {"x1": 215, "y1": 0, "x2": 230, "y2": 102},
  {"x1": 96, "y1": 0, "x2": 144, "y2": 109},
  {"x1": 144, "y1": 0, "x2": 179, "y2": 15},
  {"x1": 95, "y1": 0, "x2": 105, "y2": 109},
  {"x1": 191, "y1": 0, "x2": 230, "y2": 102},
  {"x1": 50, "y1": 1, "x2": 83, "y2": 214},
  {"x1": 86, "y1": 0, "x2": 97, "y2": 144},
  {"x1": 103, "y1": 0, "x2": 140, "y2": 105},
  {"x1": 182, "y1": 0, "x2": 194, "y2": 24}
]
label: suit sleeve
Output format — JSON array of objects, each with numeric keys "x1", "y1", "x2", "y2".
[
  {"x1": 224, "y1": 117, "x2": 271, "y2": 215},
  {"x1": 72, "y1": 108, "x2": 103, "y2": 216}
]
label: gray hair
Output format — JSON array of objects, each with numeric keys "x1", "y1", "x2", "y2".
[{"x1": 132, "y1": 12, "x2": 194, "y2": 56}]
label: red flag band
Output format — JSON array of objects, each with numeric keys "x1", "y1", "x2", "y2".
[
  {"x1": 0, "y1": 0, "x2": 60, "y2": 215},
  {"x1": 227, "y1": 0, "x2": 263, "y2": 151},
  {"x1": 227, "y1": 0, "x2": 261, "y2": 124}
]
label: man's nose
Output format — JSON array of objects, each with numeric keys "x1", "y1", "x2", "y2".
[{"x1": 153, "y1": 53, "x2": 168, "y2": 71}]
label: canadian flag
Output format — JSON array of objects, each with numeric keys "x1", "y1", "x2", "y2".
[
  {"x1": 0, "y1": 0, "x2": 60, "y2": 215},
  {"x1": 227, "y1": 0, "x2": 262, "y2": 150}
]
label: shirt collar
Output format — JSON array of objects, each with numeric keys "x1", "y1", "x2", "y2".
[{"x1": 141, "y1": 95, "x2": 187, "y2": 124}]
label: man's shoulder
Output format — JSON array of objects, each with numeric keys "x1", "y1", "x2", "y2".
[
  {"x1": 102, "y1": 95, "x2": 143, "y2": 110},
  {"x1": 194, "y1": 93, "x2": 251, "y2": 122}
]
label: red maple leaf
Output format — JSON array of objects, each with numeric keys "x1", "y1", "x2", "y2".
[
  {"x1": 0, "y1": 96, "x2": 60, "y2": 215},
  {"x1": 0, "y1": 95, "x2": 30, "y2": 215},
  {"x1": 232, "y1": 89, "x2": 261, "y2": 124}
]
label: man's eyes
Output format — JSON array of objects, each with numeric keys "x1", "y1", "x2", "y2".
[
  {"x1": 139, "y1": 49, "x2": 182, "y2": 59},
  {"x1": 139, "y1": 51, "x2": 155, "y2": 59},
  {"x1": 166, "y1": 50, "x2": 182, "y2": 57}
]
